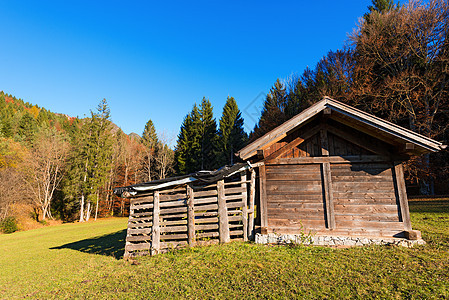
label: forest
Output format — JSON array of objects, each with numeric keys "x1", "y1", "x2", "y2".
[{"x1": 0, "y1": 0, "x2": 448, "y2": 232}]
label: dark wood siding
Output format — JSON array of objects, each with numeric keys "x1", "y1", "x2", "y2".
[
  {"x1": 258, "y1": 114, "x2": 411, "y2": 238},
  {"x1": 331, "y1": 162, "x2": 405, "y2": 236},
  {"x1": 265, "y1": 164, "x2": 326, "y2": 231}
]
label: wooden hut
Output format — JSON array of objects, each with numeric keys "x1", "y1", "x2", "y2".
[
  {"x1": 238, "y1": 97, "x2": 445, "y2": 241},
  {"x1": 115, "y1": 97, "x2": 445, "y2": 256}
]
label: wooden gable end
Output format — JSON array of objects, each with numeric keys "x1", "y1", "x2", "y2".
[
  {"x1": 256, "y1": 114, "x2": 413, "y2": 238},
  {"x1": 258, "y1": 116, "x2": 394, "y2": 162},
  {"x1": 239, "y1": 97, "x2": 445, "y2": 161}
]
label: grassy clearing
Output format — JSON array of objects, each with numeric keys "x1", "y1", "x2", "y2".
[{"x1": 1, "y1": 199, "x2": 448, "y2": 299}]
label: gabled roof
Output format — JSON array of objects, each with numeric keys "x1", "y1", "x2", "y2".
[{"x1": 238, "y1": 97, "x2": 446, "y2": 160}]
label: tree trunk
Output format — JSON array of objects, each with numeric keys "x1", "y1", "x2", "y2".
[
  {"x1": 147, "y1": 154, "x2": 152, "y2": 182},
  {"x1": 42, "y1": 205, "x2": 48, "y2": 220},
  {"x1": 79, "y1": 194, "x2": 85, "y2": 222},
  {"x1": 86, "y1": 201, "x2": 91, "y2": 221},
  {"x1": 95, "y1": 192, "x2": 99, "y2": 221}
]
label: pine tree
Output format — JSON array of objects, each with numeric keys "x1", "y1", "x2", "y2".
[
  {"x1": 217, "y1": 97, "x2": 248, "y2": 166},
  {"x1": 66, "y1": 99, "x2": 113, "y2": 222},
  {"x1": 141, "y1": 119, "x2": 158, "y2": 181},
  {"x1": 175, "y1": 105, "x2": 201, "y2": 174},
  {"x1": 199, "y1": 97, "x2": 217, "y2": 170},
  {"x1": 17, "y1": 112, "x2": 37, "y2": 145},
  {"x1": 363, "y1": 0, "x2": 397, "y2": 23},
  {"x1": 250, "y1": 79, "x2": 288, "y2": 141},
  {"x1": 36, "y1": 109, "x2": 49, "y2": 126}
]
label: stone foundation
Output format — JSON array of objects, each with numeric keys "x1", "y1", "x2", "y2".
[{"x1": 255, "y1": 233, "x2": 426, "y2": 247}]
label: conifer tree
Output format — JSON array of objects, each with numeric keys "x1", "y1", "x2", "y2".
[
  {"x1": 217, "y1": 97, "x2": 248, "y2": 166},
  {"x1": 250, "y1": 79, "x2": 288, "y2": 141},
  {"x1": 175, "y1": 105, "x2": 201, "y2": 174},
  {"x1": 65, "y1": 99, "x2": 113, "y2": 222},
  {"x1": 364, "y1": 0, "x2": 397, "y2": 22},
  {"x1": 17, "y1": 112, "x2": 37, "y2": 145},
  {"x1": 141, "y1": 119, "x2": 158, "y2": 181},
  {"x1": 198, "y1": 97, "x2": 217, "y2": 170}
]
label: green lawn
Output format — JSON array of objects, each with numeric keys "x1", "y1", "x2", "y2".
[{"x1": 1, "y1": 199, "x2": 448, "y2": 299}]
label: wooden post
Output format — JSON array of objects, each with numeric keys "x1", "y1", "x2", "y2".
[
  {"x1": 217, "y1": 180, "x2": 230, "y2": 243},
  {"x1": 248, "y1": 169, "x2": 256, "y2": 240},
  {"x1": 187, "y1": 184, "x2": 195, "y2": 247},
  {"x1": 151, "y1": 190, "x2": 160, "y2": 255},
  {"x1": 241, "y1": 172, "x2": 248, "y2": 241},
  {"x1": 394, "y1": 162, "x2": 412, "y2": 231},
  {"x1": 321, "y1": 162, "x2": 335, "y2": 229},
  {"x1": 320, "y1": 128, "x2": 329, "y2": 156},
  {"x1": 259, "y1": 165, "x2": 268, "y2": 232}
]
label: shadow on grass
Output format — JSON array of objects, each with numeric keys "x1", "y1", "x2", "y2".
[
  {"x1": 408, "y1": 199, "x2": 449, "y2": 213},
  {"x1": 51, "y1": 229, "x2": 127, "y2": 259}
]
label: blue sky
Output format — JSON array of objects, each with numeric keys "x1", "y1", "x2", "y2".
[{"x1": 0, "y1": 1, "x2": 372, "y2": 142}]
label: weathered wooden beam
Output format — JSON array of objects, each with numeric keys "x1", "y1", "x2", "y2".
[
  {"x1": 151, "y1": 190, "x2": 160, "y2": 255},
  {"x1": 263, "y1": 125, "x2": 322, "y2": 162},
  {"x1": 217, "y1": 180, "x2": 230, "y2": 243},
  {"x1": 241, "y1": 172, "x2": 248, "y2": 241},
  {"x1": 326, "y1": 125, "x2": 391, "y2": 156},
  {"x1": 248, "y1": 169, "x2": 256, "y2": 240},
  {"x1": 393, "y1": 162, "x2": 412, "y2": 231},
  {"x1": 405, "y1": 143, "x2": 415, "y2": 150},
  {"x1": 257, "y1": 149, "x2": 265, "y2": 159},
  {"x1": 320, "y1": 129, "x2": 329, "y2": 156},
  {"x1": 259, "y1": 165, "x2": 268, "y2": 230},
  {"x1": 238, "y1": 101, "x2": 326, "y2": 160},
  {"x1": 251, "y1": 161, "x2": 265, "y2": 168},
  {"x1": 187, "y1": 184, "x2": 195, "y2": 247},
  {"x1": 266, "y1": 155, "x2": 391, "y2": 165},
  {"x1": 321, "y1": 162, "x2": 335, "y2": 229}
]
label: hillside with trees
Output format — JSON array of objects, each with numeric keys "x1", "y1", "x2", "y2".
[
  {"x1": 0, "y1": 90, "x2": 249, "y2": 232},
  {"x1": 0, "y1": 91, "x2": 176, "y2": 230}
]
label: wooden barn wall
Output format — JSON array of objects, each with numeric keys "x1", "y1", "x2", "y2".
[
  {"x1": 124, "y1": 170, "x2": 256, "y2": 258},
  {"x1": 331, "y1": 163, "x2": 405, "y2": 237},
  {"x1": 261, "y1": 117, "x2": 410, "y2": 238},
  {"x1": 265, "y1": 164, "x2": 326, "y2": 230}
]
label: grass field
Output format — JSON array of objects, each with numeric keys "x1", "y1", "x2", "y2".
[{"x1": 1, "y1": 199, "x2": 448, "y2": 299}]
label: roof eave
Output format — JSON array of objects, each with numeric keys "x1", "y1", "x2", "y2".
[{"x1": 238, "y1": 97, "x2": 444, "y2": 160}]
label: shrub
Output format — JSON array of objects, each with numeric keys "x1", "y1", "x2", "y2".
[{"x1": 0, "y1": 216, "x2": 18, "y2": 234}]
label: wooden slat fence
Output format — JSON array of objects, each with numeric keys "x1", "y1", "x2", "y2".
[{"x1": 124, "y1": 170, "x2": 255, "y2": 258}]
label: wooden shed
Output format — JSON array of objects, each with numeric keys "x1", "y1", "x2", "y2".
[
  {"x1": 238, "y1": 97, "x2": 445, "y2": 240},
  {"x1": 114, "y1": 164, "x2": 256, "y2": 258},
  {"x1": 116, "y1": 97, "x2": 445, "y2": 256}
]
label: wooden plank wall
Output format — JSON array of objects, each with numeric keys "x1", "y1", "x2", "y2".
[
  {"x1": 265, "y1": 164, "x2": 326, "y2": 232},
  {"x1": 331, "y1": 163, "x2": 405, "y2": 237},
  {"x1": 263, "y1": 160, "x2": 407, "y2": 237},
  {"x1": 260, "y1": 117, "x2": 409, "y2": 238},
  {"x1": 124, "y1": 170, "x2": 255, "y2": 258}
]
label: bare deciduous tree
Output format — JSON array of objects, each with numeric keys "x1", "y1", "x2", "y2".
[
  {"x1": 26, "y1": 129, "x2": 69, "y2": 220},
  {"x1": 350, "y1": 0, "x2": 449, "y2": 194},
  {"x1": 155, "y1": 132, "x2": 175, "y2": 179}
]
